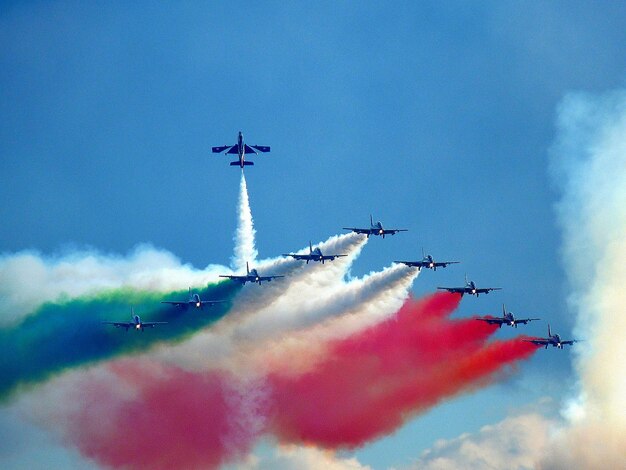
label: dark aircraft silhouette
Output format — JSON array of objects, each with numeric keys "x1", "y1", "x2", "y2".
[
  {"x1": 476, "y1": 304, "x2": 540, "y2": 328},
  {"x1": 395, "y1": 249, "x2": 459, "y2": 271},
  {"x1": 219, "y1": 262, "x2": 284, "y2": 285},
  {"x1": 437, "y1": 275, "x2": 501, "y2": 297},
  {"x1": 283, "y1": 241, "x2": 347, "y2": 264},
  {"x1": 102, "y1": 308, "x2": 167, "y2": 332},
  {"x1": 161, "y1": 287, "x2": 226, "y2": 310},
  {"x1": 212, "y1": 131, "x2": 270, "y2": 168},
  {"x1": 525, "y1": 324, "x2": 578, "y2": 349},
  {"x1": 343, "y1": 215, "x2": 407, "y2": 238}
]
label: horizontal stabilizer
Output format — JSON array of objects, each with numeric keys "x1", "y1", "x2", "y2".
[{"x1": 230, "y1": 161, "x2": 254, "y2": 166}]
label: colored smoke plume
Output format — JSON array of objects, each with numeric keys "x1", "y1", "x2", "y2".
[
  {"x1": 0, "y1": 281, "x2": 239, "y2": 401},
  {"x1": 53, "y1": 292, "x2": 539, "y2": 469}
]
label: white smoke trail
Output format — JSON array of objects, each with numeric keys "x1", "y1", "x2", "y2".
[
  {"x1": 231, "y1": 173, "x2": 258, "y2": 271},
  {"x1": 540, "y1": 90, "x2": 626, "y2": 468},
  {"x1": 0, "y1": 244, "x2": 226, "y2": 326},
  {"x1": 403, "y1": 90, "x2": 626, "y2": 470}
]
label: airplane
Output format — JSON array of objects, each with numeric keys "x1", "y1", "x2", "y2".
[
  {"x1": 102, "y1": 308, "x2": 167, "y2": 332},
  {"x1": 211, "y1": 131, "x2": 270, "y2": 168},
  {"x1": 437, "y1": 275, "x2": 502, "y2": 297},
  {"x1": 395, "y1": 249, "x2": 459, "y2": 271},
  {"x1": 161, "y1": 287, "x2": 226, "y2": 310},
  {"x1": 524, "y1": 324, "x2": 578, "y2": 349},
  {"x1": 219, "y1": 262, "x2": 284, "y2": 285},
  {"x1": 476, "y1": 303, "x2": 540, "y2": 328},
  {"x1": 343, "y1": 215, "x2": 408, "y2": 238},
  {"x1": 283, "y1": 241, "x2": 347, "y2": 264}
]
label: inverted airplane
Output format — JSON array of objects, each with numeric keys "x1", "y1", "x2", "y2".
[
  {"x1": 161, "y1": 287, "x2": 226, "y2": 310},
  {"x1": 437, "y1": 275, "x2": 501, "y2": 297},
  {"x1": 524, "y1": 324, "x2": 578, "y2": 349},
  {"x1": 395, "y1": 249, "x2": 459, "y2": 271},
  {"x1": 212, "y1": 131, "x2": 270, "y2": 168},
  {"x1": 343, "y1": 215, "x2": 408, "y2": 238},
  {"x1": 102, "y1": 308, "x2": 167, "y2": 332},
  {"x1": 219, "y1": 262, "x2": 284, "y2": 285},
  {"x1": 476, "y1": 304, "x2": 540, "y2": 328},
  {"x1": 283, "y1": 241, "x2": 347, "y2": 264}
]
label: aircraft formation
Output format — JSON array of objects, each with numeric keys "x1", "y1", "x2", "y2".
[{"x1": 106, "y1": 131, "x2": 578, "y2": 348}]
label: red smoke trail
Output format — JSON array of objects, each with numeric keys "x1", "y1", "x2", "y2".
[
  {"x1": 65, "y1": 362, "x2": 258, "y2": 470},
  {"x1": 61, "y1": 292, "x2": 540, "y2": 468},
  {"x1": 266, "y1": 292, "x2": 540, "y2": 448}
]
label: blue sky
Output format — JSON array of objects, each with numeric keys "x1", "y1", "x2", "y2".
[{"x1": 2, "y1": 2, "x2": 626, "y2": 468}]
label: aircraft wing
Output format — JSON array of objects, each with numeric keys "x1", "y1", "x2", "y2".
[
  {"x1": 524, "y1": 338, "x2": 550, "y2": 346},
  {"x1": 260, "y1": 275, "x2": 284, "y2": 281},
  {"x1": 475, "y1": 287, "x2": 502, "y2": 294},
  {"x1": 516, "y1": 318, "x2": 540, "y2": 325},
  {"x1": 251, "y1": 145, "x2": 270, "y2": 152},
  {"x1": 212, "y1": 145, "x2": 235, "y2": 153},
  {"x1": 476, "y1": 317, "x2": 505, "y2": 325},
  {"x1": 323, "y1": 254, "x2": 347, "y2": 261},
  {"x1": 382, "y1": 229, "x2": 408, "y2": 235},
  {"x1": 160, "y1": 301, "x2": 185, "y2": 306},
  {"x1": 436, "y1": 287, "x2": 467, "y2": 293},
  {"x1": 102, "y1": 321, "x2": 132, "y2": 328},
  {"x1": 219, "y1": 274, "x2": 247, "y2": 282},
  {"x1": 343, "y1": 227, "x2": 369, "y2": 234},
  {"x1": 561, "y1": 340, "x2": 577, "y2": 345},
  {"x1": 435, "y1": 261, "x2": 460, "y2": 268},
  {"x1": 394, "y1": 260, "x2": 427, "y2": 268},
  {"x1": 283, "y1": 253, "x2": 309, "y2": 261},
  {"x1": 243, "y1": 144, "x2": 259, "y2": 155},
  {"x1": 200, "y1": 300, "x2": 226, "y2": 306},
  {"x1": 141, "y1": 321, "x2": 167, "y2": 327}
]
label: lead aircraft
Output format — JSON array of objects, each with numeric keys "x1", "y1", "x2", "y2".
[
  {"x1": 212, "y1": 131, "x2": 270, "y2": 168},
  {"x1": 102, "y1": 308, "x2": 167, "y2": 332}
]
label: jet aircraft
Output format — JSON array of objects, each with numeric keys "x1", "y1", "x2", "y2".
[
  {"x1": 102, "y1": 308, "x2": 167, "y2": 332},
  {"x1": 476, "y1": 304, "x2": 540, "y2": 328},
  {"x1": 437, "y1": 275, "x2": 502, "y2": 297},
  {"x1": 212, "y1": 131, "x2": 270, "y2": 168},
  {"x1": 343, "y1": 215, "x2": 408, "y2": 238},
  {"x1": 524, "y1": 324, "x2": 578, "y2": 349},
  {"x1": 283, "y1": 241, "x2": 347, "y2": 264},
  {"x1": 395, "y1": 249, "x2": 459, "y2": 271},
  {"x1": 161, "y1": 287, "x2": 225, "y2": 310},
  {"x1": 219, "y1": 262, "x2": 284, "y2": 285}
]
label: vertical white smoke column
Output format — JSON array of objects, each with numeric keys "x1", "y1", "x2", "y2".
[
  {"x1": 232, "y1": 172, "x2": 258, "y2": 271},
  {"x1": 546, "y1": 91, "x2": 626, "y2": 468}
]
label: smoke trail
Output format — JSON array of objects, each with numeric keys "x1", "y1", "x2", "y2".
[
  {"x1": 0, "y1": 281, "x2": 239, "y2": 401},
  {"x1": 46, "y1": 292, "x2": 539, "y2": 469},
  {"x1": 267, "y1": 293, "x2": 540, "y2": 448},
  {"x1": 0, "y1": 245, "x2": 222, "y2": 326},
  {"x1": 231, "y1": 173, "x2": 257, "y2": 270},
  {"x1": 539, "y1": 91, "x2": 626, "y2": 468}
]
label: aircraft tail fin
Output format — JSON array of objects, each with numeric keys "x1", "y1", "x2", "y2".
[
  {"x1": 370, "y1": 214, "x2": 374, "y2": 227},
  {"x1": 548, "y1": 323, "x2": 552, "y2": 337},
  {"x1": 503, "y1": 304, "x2": 506, "y2": 315},
  {"x1": 246, "y1": 262, "x2": 250, "y2": 275},
  {"x1": 309, "y1": 241, "x2": 313, "y2": 253}
]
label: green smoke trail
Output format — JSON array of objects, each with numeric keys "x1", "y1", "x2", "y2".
[{"x1": 0, "y1": 281, "x2": 240, "y2": 401}]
